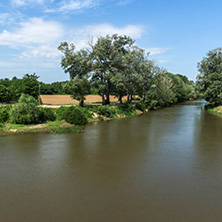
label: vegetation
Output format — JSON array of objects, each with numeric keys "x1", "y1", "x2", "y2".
[
  {"x1": 58, "y1": 34, "x2": 196, "y2": 108},
  {"x1": 0, "y1": 34, "x2": 198, "y2": 135},
  {"x1": 197, "y1": 48, "x2": 222, "y2": 107}
]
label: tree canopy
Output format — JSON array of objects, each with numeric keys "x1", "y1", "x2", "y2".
[{"x1": 197, "y1": 48, "x2": 222, "y2": 106}]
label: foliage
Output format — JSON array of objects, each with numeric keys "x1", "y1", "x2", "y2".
[
  {"x1": 96, "y1": 105, "x2": 116, "y2": 118},
  {"x1": 76, "y1": 106, "x2": 93, "y2": 119},
  {"x1": 39, "y1": 108, "x2": 56, "y2": 122},
  {"x1": 56, "y1": 106, "x2": 68, "y2": 121},
  {"x1": 117, "y1": 103, "x2": 135, "y2": 116},
  {"x1": 197, "y1": 48, "x2": 222, "y2": 106},
  {"x1": 135, "y1": 102, "x2": 146, "y2": 112},
  {"x1": 62, "y1": 78, "x2": 90, "y2": 107},
  {"x1": 0, "y1": 106, "x2": 11, "y2": 123},
  {"x1": 10, "y1": 94, "x2": 42, "y2": 125},
  {"x1": 62, "y1": 106, "x2": 88, "y2": 125}
]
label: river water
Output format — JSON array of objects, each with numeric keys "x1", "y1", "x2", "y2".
[{"x1": 0, "y1": 100, "x2": 222, "y2": 222}]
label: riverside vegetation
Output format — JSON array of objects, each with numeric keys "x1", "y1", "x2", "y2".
[{"x1": 0, "y1": 34, "x2": 200, "y2": 135}]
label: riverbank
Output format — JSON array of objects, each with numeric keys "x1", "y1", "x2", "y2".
[
  {"x1": 208, "y1": 106, "x2": 222, "y2": 115},
  {"x1": 0, "y1": 106, "x2": 145, "y2": 136}
]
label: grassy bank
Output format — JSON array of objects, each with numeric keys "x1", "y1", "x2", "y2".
[
  {"x1": 208, "y1": 106, "x2": 222, "y2": 115},
  {"x1": 0, "y1": 103, "x2": 146, "y2": 136}
]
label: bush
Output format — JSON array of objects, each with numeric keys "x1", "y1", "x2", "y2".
[
  {"x1": 118, "y1": 103, "x2": 135, "y2": 112},
  {"x1": 56, "y1": 106, "x2": 68, "y2": 121},
  {"x1": 63, "y1": 106, "x2": 87, "y2": 125},
  {"x1": 76, "y1": 106, "x2": 93, "y2": 119},
  {"x1": 135, "y1": 102, "x2": 146, "y2": 112},
  {"x1": 10, "y1": 94, "x2": 42, "y2": 125},
  {"x1": 97, "y1": 105, "x2": 116, "y2": 118},
  {"x1": 117, "y1": 103, "x2": 135, "y2": 116},
  {"x1": 0, "y1": 106, "x2": 11, "y2": 123},
  {"x1": 39, "y1": 108, "x2": 56, "y2": 122}
]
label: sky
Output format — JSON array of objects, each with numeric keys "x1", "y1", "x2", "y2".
[{"x1": 0, "y1": 0, "x2": 222, "y2": 83}]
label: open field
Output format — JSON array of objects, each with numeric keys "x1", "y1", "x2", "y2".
[{"x1": 40, "y1": 95, "x2": 128, "y2": 105}]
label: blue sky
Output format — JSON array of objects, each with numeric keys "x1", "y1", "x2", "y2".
[{"x1": 0, "y1": 0, "x2": 221, "y2": 82}]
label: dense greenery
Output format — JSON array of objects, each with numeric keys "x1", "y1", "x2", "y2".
[
  {"x1": 56, "y1": 106, "x2": 88, "y2": 125},
  {"x1": 197, "y1": 48, "x2": 222, "y2": 107},
  {"x1": 58, "y1": 34, "x2": 196, "y2": 108}
]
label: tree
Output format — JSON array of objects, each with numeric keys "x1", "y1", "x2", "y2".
[
  {"x1": 0, "y1": 84, "x2": 9, "y2": 103},
  {"x1": 197, "y1": 48, "x2": 222, "y2": 106},
  {"x1": 58, "y1": 42, "x2": 92, "y2": 107},
  {"x1": 63, "y1": 78, "x2": 90, "y2": 107},
  {"x1": 22, "y1": 73, "x2": 39, "y2": 99},
  {"x1": 91, "y1": 34, "x2": 134, "y2": 105}
]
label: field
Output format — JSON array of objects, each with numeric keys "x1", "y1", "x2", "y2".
[{"x1": 40, "y1": 95, "x2": 128, "y2": 105}]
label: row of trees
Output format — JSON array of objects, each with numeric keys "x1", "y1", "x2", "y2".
[
  {"x1": 0, "y1": 74, "x2": 70, "y2": 103},
  {"x1": 0, "y1": 74, "x2": 39, "y2": 102},
  {"x1": 58, "y1": 34, "x2": 196, "y2": 107},
  {"x1": 0, "y1": 34, "x2": 196, "y2": 107}
]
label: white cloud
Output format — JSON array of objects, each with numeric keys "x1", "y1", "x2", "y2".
[
  {"x1": 45, "y1": 0, "x2": 99, "y2": 13},
  {"x1": 146, "y1": 47, "x2": 169, "y2": 55},
  {"x1": 0, "y1": 18, "x2": 63, "y2": 59},
  {"x1": 11, "y1": 0, "x2": 46, "y2": 6},
  {"x1": 0, "y1": 18, "x2": 144, "y2": 63},
  {"x1": 70, "y1": 23, "x2": 145, "y2": 49}
]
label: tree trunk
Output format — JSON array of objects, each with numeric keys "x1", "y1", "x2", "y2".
[
  {"x1": 102, "y1": 94, "x2": 105, "y2": 105},
  {"x1": 105, "y1": 81, "x2": 110, "y2": 105},
  {"x1": 127, "y1": 95, "x2": 130, "y2": 103},
  {"x1": 119, "y1": 95, "x2": 123, "y2": 104},
  {"x1": 79, "y1": 99, "x2": 84, "y2": 107}
]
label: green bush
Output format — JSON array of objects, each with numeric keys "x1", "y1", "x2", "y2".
[
  {"x1": 63, "y1": 106, "x2": 87, "y2": 125},
  {"x1": 97, "y1": 105, "x2": 116, "y2": 118},
  {"x1": 10, "y1": 94, "x2": 42, "y2": 125},
  {"x1": 56, "y1": 106, "x2": 69, "y2": 121},
  {"x1": 0, "y1": 106, "x2": 11, "y2": 123},
  {"x1": 135, "y1": 102, "x2": 146, "y2": 112},
  {"x1": 39, "y1": 108, "x2": 56, "y2": 122},
  {"x1": 76, "y1": 106, "x2": 93, "y2": 119},
  {"x1": 117, "y1": 103, "x2": 135, "y2": 116}
]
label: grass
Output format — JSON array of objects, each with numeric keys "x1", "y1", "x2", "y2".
[{"x1": 208, "y1": 106, "x2": 222, "y2": 115}]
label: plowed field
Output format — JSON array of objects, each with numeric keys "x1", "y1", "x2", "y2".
[{"x1": 40, "y1": 95, "x2": 128, "y2": 105}]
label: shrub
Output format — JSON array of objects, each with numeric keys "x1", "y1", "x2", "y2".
[
  {"x1": 117, "y1": 103, "x2": 135, "y2": 116},
  {"x1": 10, "y1": 94, "x2": 42, "y2": 125},
  {"x1": 135, "y1": 102, "x2": 146, "y2": 112},
  {"x1": 39, "y1": 108, "x2": 56, "y2": 122},
  {"x1": 56, "y1": 106, "x2": 69, "y2": 121},
  {"x1": 0, "y1": 106, "x2": 11, "y2": 123},
  {"x1": 97, "y1": 105, "x2": 116, "y2": 118},
  {"x1": 76, "y1": 106, "x2": 93, "y2": 119},
  {"x1": 63, "y1": 106, "x2": 87, "y2": 125}
]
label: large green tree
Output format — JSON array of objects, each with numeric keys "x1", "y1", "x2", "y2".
[
  {"x1": 197, "y1": 48, "x2": 222, "y2": 106},
  {"x1": 91, "y1": 34, "x2": 134, "y2": 105},
  {"x1": 58, "y1": 42, "x2": 92, "y2": 107}
]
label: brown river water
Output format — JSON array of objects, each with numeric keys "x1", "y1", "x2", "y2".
[{"x1": 0, "y1": 100, "x2": 222, "y2": 222}]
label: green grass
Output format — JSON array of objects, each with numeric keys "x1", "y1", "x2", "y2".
[{"x1": 46, "y1": 121, "x2": 63, "y2": 127}]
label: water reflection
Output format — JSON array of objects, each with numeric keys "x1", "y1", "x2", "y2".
[{"x1": 1, "y1": 100, "x2": 222, "y2": 222}]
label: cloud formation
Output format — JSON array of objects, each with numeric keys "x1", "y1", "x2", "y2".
[
  {"x1": 45, "y1": 0, "x2": 99, "y2": 13},
  {"x1": 0, "y1": 18, "x2": 144, "y2": 60}
]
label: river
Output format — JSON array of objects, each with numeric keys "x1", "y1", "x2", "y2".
[{"x1": 0, "y1": 100, "x2": 222, "y2": 222}]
